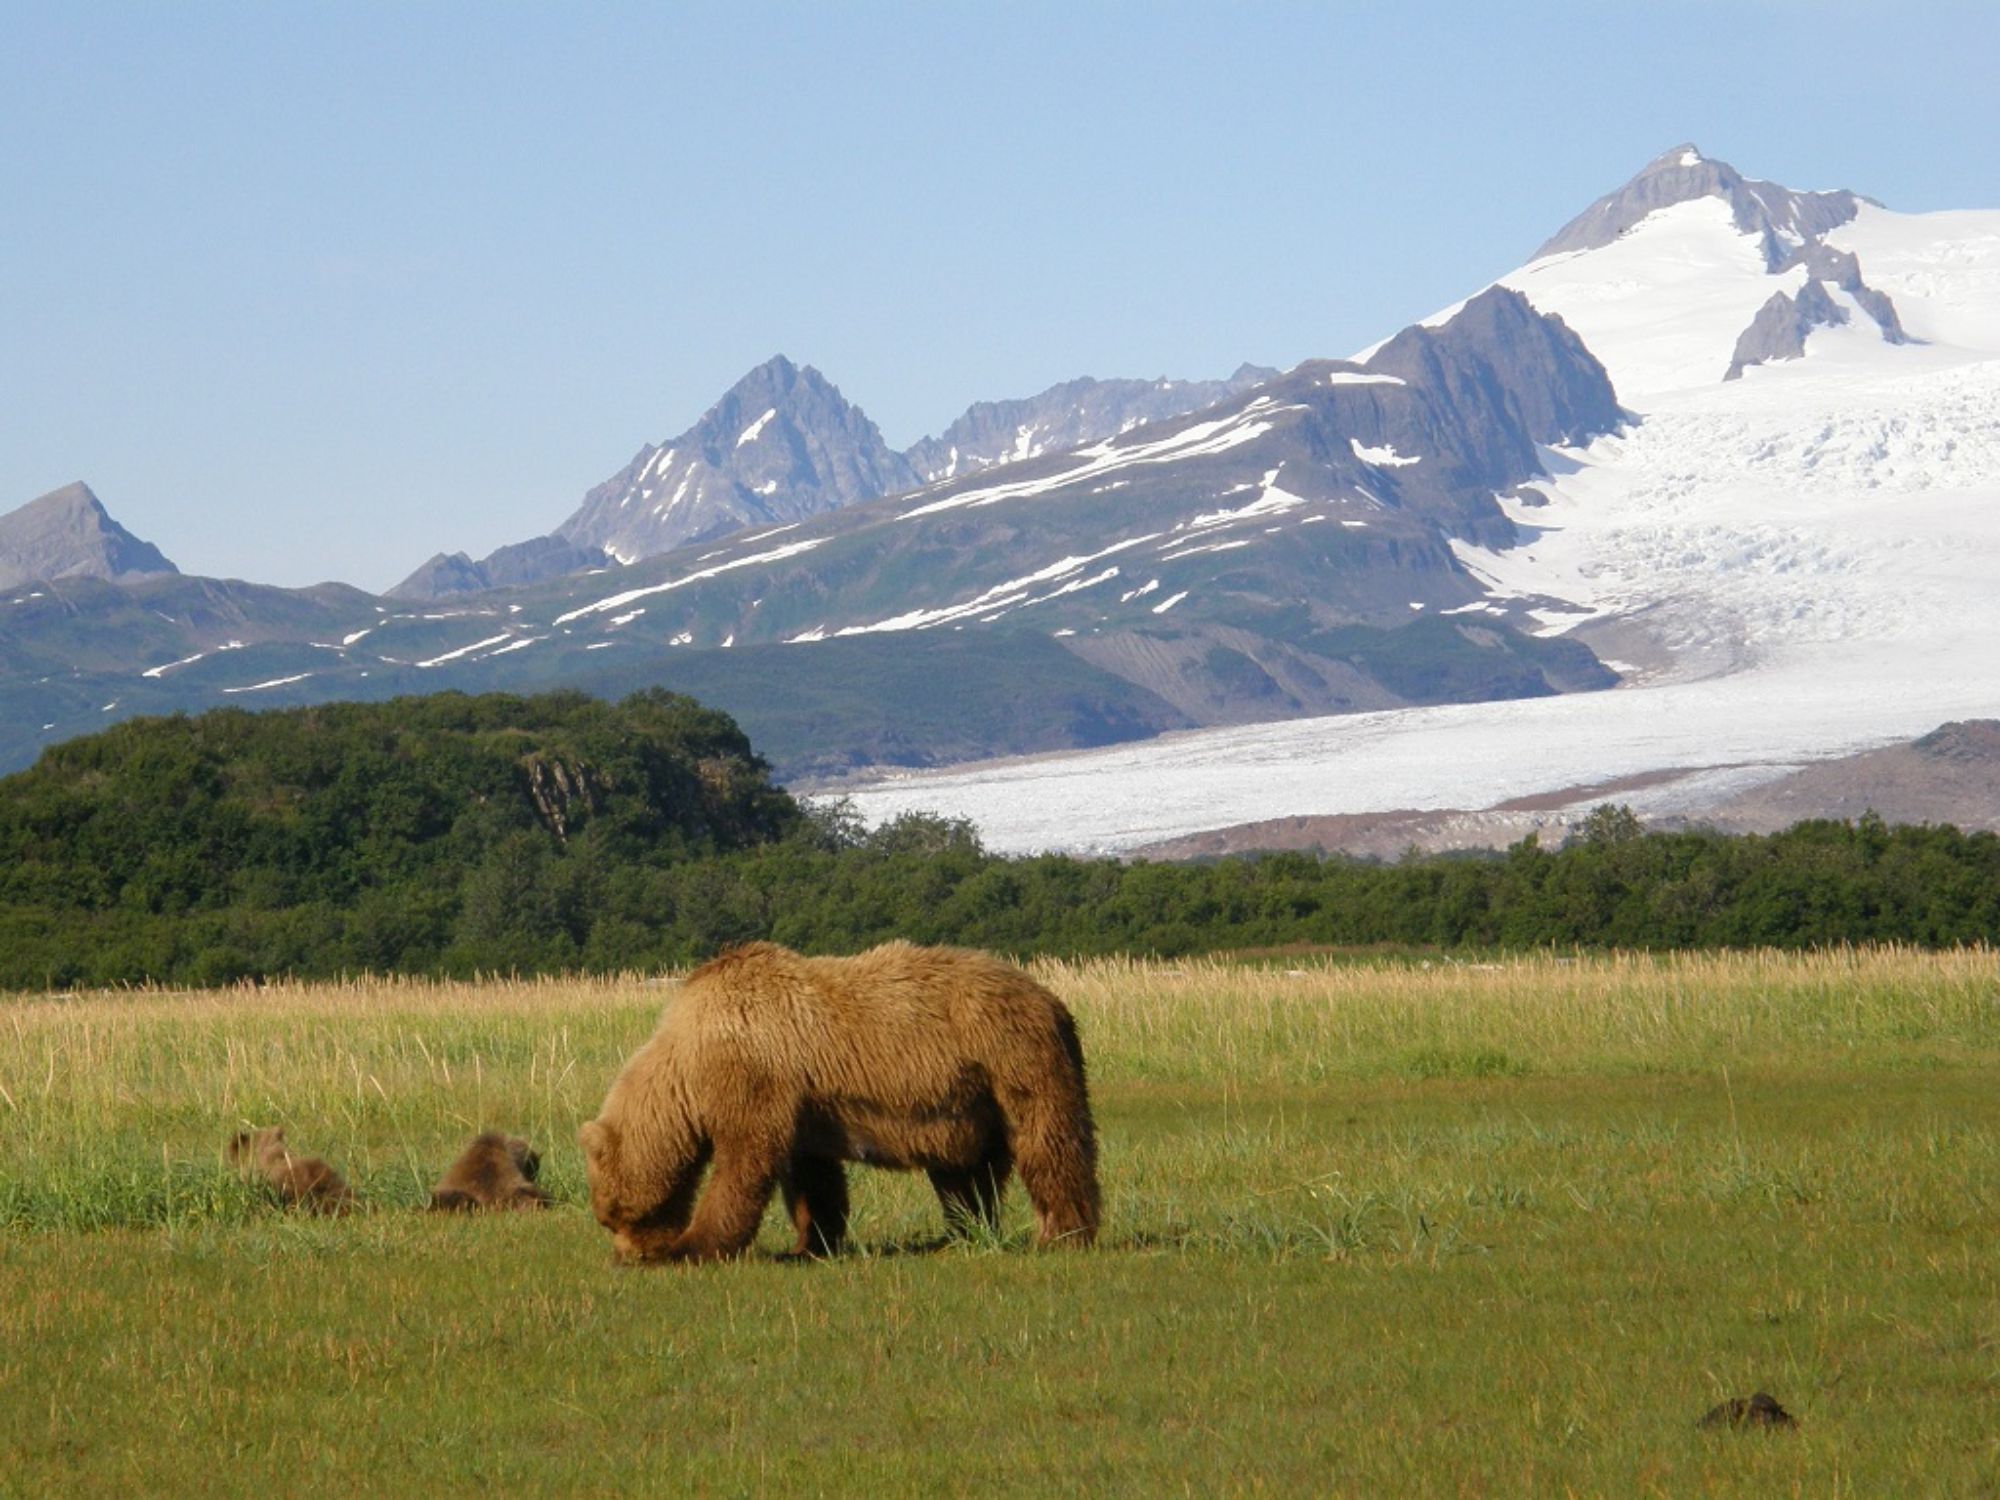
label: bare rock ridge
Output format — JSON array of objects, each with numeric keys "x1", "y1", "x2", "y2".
[
  {"x1": 1534, "y1": 143, "x2": 1871, "y2": 268},
  {"x1": 390, "y1": 535, "x2": 609, "y2": 602},
  {"x1": 1701, "y1": 720, "x2": 2000, "y2": 833},
  {"x1": 904, "y1": 365, "x2": 1278, "y2": 482},
  {"x1": 0, "y1": 481, "x2": 178, "y2": 591}
]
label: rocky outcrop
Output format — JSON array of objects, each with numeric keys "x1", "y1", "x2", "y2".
[
  {"x1": 1725, "y1": 281, "x2": 1849, "y2": 379},
  {"x1": 1725, "y1": 245, "x2": 1914, "y2": 380}
]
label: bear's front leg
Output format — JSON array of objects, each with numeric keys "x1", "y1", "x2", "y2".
[{"x1": 657, "y1": 1138, "x2": 785, "y2": 1262}]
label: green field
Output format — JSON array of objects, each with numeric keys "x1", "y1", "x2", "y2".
[{"x1": 3, "y1": 949, "x2": 1997, "y2": 1494}]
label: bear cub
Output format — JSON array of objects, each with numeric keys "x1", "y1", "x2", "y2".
[
  {"x1": 429, "y1": 1132, "x2": 551, "y2": 1212},
  {"x1": 226, "y1": 1126, "x2": 357, "y2": 1215}
]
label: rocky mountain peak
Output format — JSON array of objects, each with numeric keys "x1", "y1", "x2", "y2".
[
  {"x1": 1534, "y1": 144, "x2": 1873, "y2": 268},
  {"x1": 547, "y1": 356, "x2": 917, "y2": 569},
  {"x1": 0, "y1": 481, "x2": 179, "y2": 590}
]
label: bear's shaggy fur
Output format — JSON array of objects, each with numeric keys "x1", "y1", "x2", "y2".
[
  {"x1": 429, "y1": 1132, "x2": 551, "y2": 1212},
  {"x1": 579, "y1": 940, "x2": 1099, "y2": 1263},
  {"x1": 226, "y1": 1126, "x2": 356, "y2": 1215}
]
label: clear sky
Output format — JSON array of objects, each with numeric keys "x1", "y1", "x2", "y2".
[{"x1": 5, "y1": 1, "x2": 1997, "y2": 591}]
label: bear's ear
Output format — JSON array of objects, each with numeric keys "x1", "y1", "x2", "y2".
[{"x1": 578, "y1": 1119, "x2": 617, "y2": 1163}]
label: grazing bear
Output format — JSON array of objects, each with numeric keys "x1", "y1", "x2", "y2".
[
  {"x1": 579, "y1": 940, "x2": 1099, "y2": 1263},
  {"x1": 429, "y1": 1132, "x2": 552, "y2": 1212},
  {"x1": 226, "y1": 1126, "x2": 357, "y2": 1215}
]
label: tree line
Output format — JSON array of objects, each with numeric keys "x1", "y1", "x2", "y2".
[{"x1": 1, "y1": 694, "x2": 1995, "y2": 990}]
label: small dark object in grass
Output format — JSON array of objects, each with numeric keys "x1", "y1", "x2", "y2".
[{"x1": 1699, "y1": 1392, "x2": 1796, "y2": 1430}]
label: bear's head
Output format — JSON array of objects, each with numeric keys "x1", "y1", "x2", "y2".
[
  {"x1": 505, "y1": 1136, "x2": 540, "y2": 1181},
  {"x1": 579, "y1": 1118, "x2": 696, "y2": 1262},
  {"x1": 226, "y1": 1126, "x2": 284, "y2": 1168}
]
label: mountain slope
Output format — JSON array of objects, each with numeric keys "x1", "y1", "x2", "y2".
[{"x1": 0, "y1": 483, "x2": 177, "y2": 590}]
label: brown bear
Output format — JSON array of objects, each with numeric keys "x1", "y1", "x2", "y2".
[
  {"x1": 428, "y1": 1132, "x2": 552, "y2": 1211},
  {"x1": 579, "y1": 940, "x2": 1099, "y2": 1263},
  {"x1": 226, "y1": 1126, "x2": 357, "y2": 1215}
]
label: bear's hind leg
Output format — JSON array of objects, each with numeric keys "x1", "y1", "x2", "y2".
[
  {"x1": 1005, "y1": 1096, "x2": 1099, "y2": 1248},
  {"x1": 781, "y1": 1155, "x2": 849, "y2": 1257},
  {"x1": 930, "y1": 1142, "x2": 1010, "y2": 1238}
]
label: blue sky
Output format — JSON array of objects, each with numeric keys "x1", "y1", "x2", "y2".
[{"x1": 5, "y1": 1, "x2": 1997, "y2": 590}]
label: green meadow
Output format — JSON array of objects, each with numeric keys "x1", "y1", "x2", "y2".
[{"x1": 2, "y1": 949, "x2": 1997, "y2": 1494}]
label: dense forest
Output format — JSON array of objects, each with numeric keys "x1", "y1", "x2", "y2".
[{"x1": 1, "y1": 691, "x2": 1996, "y2": 989}]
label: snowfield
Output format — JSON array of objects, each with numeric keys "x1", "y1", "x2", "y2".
[{"x1": 838, "y1": 194, "x2": 2000, "y2": 854}]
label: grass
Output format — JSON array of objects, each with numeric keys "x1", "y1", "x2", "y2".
[{"x1": 2, "y1": 949, "x2": 1997, "y2": 1493}]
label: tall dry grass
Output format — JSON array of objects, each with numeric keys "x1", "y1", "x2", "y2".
[{"x1": 1046, "y1": 945, "x2": 2000, "y2": 1083}]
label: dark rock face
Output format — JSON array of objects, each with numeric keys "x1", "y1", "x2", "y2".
[
  {"x1": 1724, "y1": 244, "x2": 1913, "y2": 381},
  {"x1": 1365, "y1": 286, "x2": 1626, "y2": 536},
  {"x1": 0, "y1": 482, "x2": 178, "y2": 590},
  {"x1": 906, "y1": 365, "x2": 1279, "y2": 482},
  {"x1": 1726, "y1": 281, "x2": 1850, "y2": 380},
  {"x1": 557, "y1": 355, "x2": 919, "y2": 564},
  {"x1": 1535, "y1": 144, "x2": 1869, "y2": 269},
  {"x1": 1781, "y1": 243, "x2": 1911, "y2": 344}
]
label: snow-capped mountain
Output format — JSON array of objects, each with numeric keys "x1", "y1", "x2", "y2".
[
  {"x1": 395, "y1": 358, "x2": 1285, "y2": 600},
  {"x1": 1, "y1": 289, "x2": 1624, "y2": 778},
  {"x1": 20, "y1": 142, "x2": 1995, "y2": 834},
  {"x1": 493, "y1": 285, "x2": 1620, "y2": 732},
  {"x1": 0, "y1": 482, "x2": 178, "y2": 591},
  {"x1": 839, "y1": 146, "x2": 2000, "y2": 850},
  {"x1": 904, "y1": 366, "x2": 1278, "y2": 483}
]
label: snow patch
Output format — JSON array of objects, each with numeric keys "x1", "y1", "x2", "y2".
[
  {"x1": 1351, "y1": 437, "x2": 1421, "y2": 467},
  {"x1": 554, "y1": 537, "x2": 829, "y2": 624},
  {"x1": 736, "y1": 408, "x2": 777, "y2": 447},
  {"x1": 416, "y1": 633, "x2": 513, "y2": 667},
  {"x1": 142, "y1": 651, "x2": 207, "y2": 679}
]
